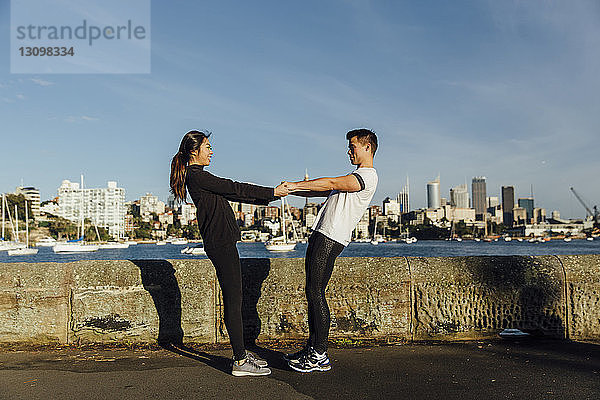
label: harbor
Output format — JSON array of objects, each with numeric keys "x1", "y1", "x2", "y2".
[{"x1": 1, "y1": 237, "x2": 598, "y2": 263}]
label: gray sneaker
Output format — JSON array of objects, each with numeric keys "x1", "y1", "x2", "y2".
[
  {"x1": 246, "y1": 351, "x2": 268, "y2": 367},
  {"x1": 232, "y1": 357, "x2": 272, "y2": 377}
]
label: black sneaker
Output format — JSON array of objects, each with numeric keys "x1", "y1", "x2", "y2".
[
  {"x1": 283, "y1": 345, "x2": 308, "y2": 362},
  {"x1": 288, "y1": 347, "x2": 331, "y2": 372}
]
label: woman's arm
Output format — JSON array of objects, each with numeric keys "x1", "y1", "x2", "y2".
[{"x1": 188, "y1": 170, "x2": 287, "y2": 203}]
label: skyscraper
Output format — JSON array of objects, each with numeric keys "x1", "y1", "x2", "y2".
[
  {"x1": 518, "y1": 198, "x2": 534, "y2": 223},
  {"x1": 397, "y1": 175, "x2": 410, "y2": 213},
  {"x1": 501, "y1": 186, "x2": 515, "y2": 227},
  {"x1": 471, "y1": 177, "x2": 487, "y2": 217},
  {"x1": 450, "y1": 184, "x2": 469, "y2": 208},
  {"x1": 427, "y1": 176, "x2": 441, "y2": 209}
]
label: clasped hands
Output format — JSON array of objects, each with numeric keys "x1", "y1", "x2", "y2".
[{"x1": 274, "y1": 181, "x2": 301, "y2": 197}]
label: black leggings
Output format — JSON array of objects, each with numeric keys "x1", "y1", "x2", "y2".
[
  {"x1": 305, "y1": 231, "x2": 345, "y2": 354},
  {"x1": 205, "y1": 243, "x2": 246, "y2": 360}
]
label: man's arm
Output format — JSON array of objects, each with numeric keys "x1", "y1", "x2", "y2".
[
  {"x1": 290, "y1": 190, "x2": 332, "y2": 198},
  {"x1": 288, "y1": 174, "x2": 363, "y2": 193}
]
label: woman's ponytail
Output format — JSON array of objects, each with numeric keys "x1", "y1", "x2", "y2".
[
  {"x1": 170, "y1": 151, "x2": 188, "y2": 202},
  {"x1": 170, "y1": 130, "x2": 211, "y2": 203}
]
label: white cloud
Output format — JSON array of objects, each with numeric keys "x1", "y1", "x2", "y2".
[
  {"x1": 16, "y1": 94, "x2": 25, "y2": 100},
  {"x1": 30, "y1": 78, "x2": 54, "y2": 87},
  {"x1": 65, "y1": 115, "x2": 99, "y2": 123}
]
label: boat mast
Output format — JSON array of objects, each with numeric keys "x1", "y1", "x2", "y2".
[
  {"x1": 15, "y1": 205, "x2": 19, "y2": 243},
  {"x1": 280, "y1": 197, "x2": 287, "y2": 244},
  {"x1": 80, "y1": 174, "x2": 84, "y2": 241},
  {"x1": 25, "y1": 200, "x2": 29, "y2": 248},
  {"x1": 1, "y1": 194, "x2": 4, "y2": 240}
]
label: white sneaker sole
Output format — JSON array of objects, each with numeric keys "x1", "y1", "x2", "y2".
[
  {"x1": 232, "y1": 369, "x2": 272, "y2": 377},
  {"x1": 288, "y1": 362, "x2": 331, "y2": 373}
]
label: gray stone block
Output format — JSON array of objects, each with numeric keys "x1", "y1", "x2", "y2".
[
  {"x1": 0, "y1": 262, "x2": 70, "y2": 344},
  {"x1": 557, "y1": 255, "x2": 600, "y2": 340},
  {"x1": 409, "y1": 256, "x2": 566, "y2": 340}
]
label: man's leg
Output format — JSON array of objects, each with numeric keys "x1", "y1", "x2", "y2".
[{"x1": 305, "y1": 231, "x2": 344, "y2": 354}]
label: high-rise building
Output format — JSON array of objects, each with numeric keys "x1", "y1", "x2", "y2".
[
  {"x1": 518, "y1": 198, "x2": 534, "y2": 222},
  {"x1": 533, "y1": 208, "x2": 546, "y2": 224},
  {"x1": 58, "y1": 179, "x2": 126, "y2": 239},
  {"x1": 487, "y1": 196, "x2": 500, "y2": 208},
  {"x1": 15, "y1": 186, "x2": 41, "y2": 218},
  {"x1": 427, "y1": 176, "x2": 441, "y2": 209},
  {"x1": 383, "y1": 197, "x2": 401, "y2": 216},
  {"x1": 472, "y1": 177, "x2": 487, "y2": 217},
  {"x1": 397, "y1": 176, "x2": 410, "y2": 213},
  {"x1": 501, "y1": 186, "x2": 515, "y2": 227},
  {"x1": 354, "y1": 209, "x2": 370, "y2": 239},
  {"x1": 513, "y1": 206, "x2": 527, "y2": 225},
  {"x1": 450, "y1": 184, "x2": 469, "y2": 209}
]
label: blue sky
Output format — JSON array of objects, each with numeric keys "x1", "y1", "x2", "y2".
[{"x1": 1, "y1": 0, "x2": 599, "y2": 218}]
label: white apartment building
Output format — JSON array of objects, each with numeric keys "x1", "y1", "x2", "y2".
[
  {"x1": 140, "y1": 193, "x2": 165, "y2": 222},
  {"x1": 57, "y1": 180, "x2": 126, "y2": 239},
  {"x1": 180, "y1": 203, "x2": 197, "y2": 226},
  {"x1": 354, "y1": 209, "x2": 370, "y2": 239},
  {"x1": 40, "y1": 201, "x2": 59, "y2": 216},
  {"x1": 305, "y1": 213, "x2": 317, "y2": 230},
  {"x1": 383, "y1": 197, "x2": 401, "y2": 216},
  {"x1": 15, "y1": 186, "x2": 41, "y2": 218}
]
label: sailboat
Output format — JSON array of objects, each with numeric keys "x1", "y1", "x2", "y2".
[
  {"x1": 181, "y1": 243, "x2": 206, "y2": 255},
  {"x1": 8, "y1": 200, "x2": 38, "y2": 256},
  {"x1": 265, "y1": 197, "x2": 297, "y2": 252},
  {"x1": 0, "y1": 194, "x2": 26, "y2": 251},
  {"x1": 53, "y1": 175, "x2": 99, "y2": 253}
]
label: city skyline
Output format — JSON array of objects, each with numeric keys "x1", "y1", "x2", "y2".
[
  {"x1": 1, "y1": 1, "x2": 599, "y2": 218},
  {"x1": 1, "y1": 171, "x2": 592, "y2": 222}
]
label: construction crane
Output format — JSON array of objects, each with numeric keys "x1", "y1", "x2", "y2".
[{"x1": 569, "y1": 187, "x2": 599, "y2": 225}]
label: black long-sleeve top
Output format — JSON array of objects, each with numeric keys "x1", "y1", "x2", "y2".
[{"x1": 185, "y1": 165, "x2": 277, "y2": 250}]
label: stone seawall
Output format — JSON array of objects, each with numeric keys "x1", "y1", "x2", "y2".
[{"x1": 0, "y1": 255, "x2": 598, "y2": 345}]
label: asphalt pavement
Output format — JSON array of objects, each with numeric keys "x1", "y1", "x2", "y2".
[{"x1": 0, "y1": 340, "x2": 599, "y2": 400}]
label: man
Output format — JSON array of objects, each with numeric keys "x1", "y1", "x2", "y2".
[{"x1": 284, "y1": 128, "x2": 378, "y2": 373}]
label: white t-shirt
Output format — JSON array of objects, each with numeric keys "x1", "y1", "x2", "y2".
[{"x1": 312, "y1": 167, "x2": 378, "y2": 246}]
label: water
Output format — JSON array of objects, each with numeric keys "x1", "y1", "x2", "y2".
[{"x1": 0, "y1": 239, "x2": 598, "y2": 263}]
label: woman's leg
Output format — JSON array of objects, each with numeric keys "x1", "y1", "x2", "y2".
[
  {"x1": 206, "y1": 243, "x2": 246, "y2": 360},
  {"x1": 305, "y1": 232, "x2": 344, "y2": 354}
]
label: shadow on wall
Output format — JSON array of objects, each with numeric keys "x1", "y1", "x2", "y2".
[
  {"x1": 129, "y1": 258, "x2": 272, "y2": 347},
  {"x1": 239, "y1": 258, "x2": 271, "y2": 347},
  {"x1": 469, "y1": 256, "x2": 565, "y2": 338},
  {"x1": 130, "y1": 260, "x2": 184, "y2": 346}
]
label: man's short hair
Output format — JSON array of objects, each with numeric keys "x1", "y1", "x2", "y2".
[{"x1": 346, "y1": 128, "x2": 378, "y2": 155}]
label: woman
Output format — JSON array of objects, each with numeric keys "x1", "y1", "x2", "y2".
[{"x1": 170, "y1": 130, "x2": 288, "y2": 377}]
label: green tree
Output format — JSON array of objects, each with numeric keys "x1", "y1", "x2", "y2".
[
  {"x1": 133, "y1": 221, "x2": 153, "y2": 239},
  {"x1": 3, "y1": 194, "x2": 32, "y2": 222},
  {"x1": 48, "y1": 217, "x2": 78, "y2": 240},
  {"x1": 182, "y1": 224, "x2": 200, "y2": 239}
]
